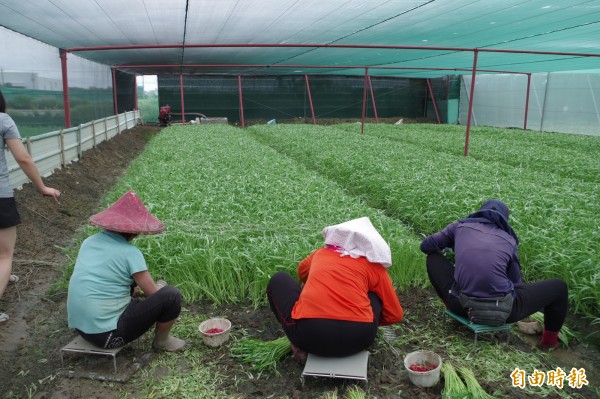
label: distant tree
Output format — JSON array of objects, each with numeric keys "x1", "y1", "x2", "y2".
[{"x1": 8, "y1": 95, "x2": 33, "y2": 109}]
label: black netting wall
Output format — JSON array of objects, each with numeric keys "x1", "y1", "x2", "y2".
[
  {"x1": 158, "y1": 74, "x2": 440, "y2": 123},
  {"x1": 115, "y1": 70, "x2": 136, "y2": 114},
  {"x1": 67, "y1": 54, "x2": 113, "y2": 126},
  {"x1": 425, "y1": 75, "x2": 461, "y2": 124}
]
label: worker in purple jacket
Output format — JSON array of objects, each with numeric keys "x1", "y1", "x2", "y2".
[{"x1": 420, "y1": 199, "x2": 568, "y2": 349}]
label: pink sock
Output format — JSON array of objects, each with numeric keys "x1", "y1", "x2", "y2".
[{"x1": 541, "y1": 328, "x2": 559, "y2": 348}]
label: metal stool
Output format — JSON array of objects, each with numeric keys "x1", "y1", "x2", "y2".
[
  {"x1": 444, "y1": 309, "x2": 512, "y2": 347},
  {"x1": 60, "y1": 335, "x2": 125, "y2": 373},
  {"x1": 301, "y1": 350, "x2": 369, "y2": 385}
]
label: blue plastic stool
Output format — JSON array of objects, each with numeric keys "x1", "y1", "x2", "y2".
[{"x1": 444, "y1": 309, "x2": 512, "y2": 347}]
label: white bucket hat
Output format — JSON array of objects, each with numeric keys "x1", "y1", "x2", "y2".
[{"x1": 322, "y1": 217, "x2": 392, "y2": 267}]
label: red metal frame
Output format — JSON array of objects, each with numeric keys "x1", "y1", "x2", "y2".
[
  {"x1": 179, "y1": 74, "x2": 185, "y2": 123},
  {"x1": 304, "y1": 75, "x2": 316, "y2": 125},
  {"x1": 60, "y1": 43, "x2": 600, "y2": 154},
  {"x1": 59, "y1": 50, "x2": 71, "y2": 128},
  {"x1": 113, "y1": 63, "x2": 532, "y2": 75},
  {"x1": 361, "y1": 68, "x2": 368, "y2": 134},
  {"x1": 66, "y1": 43, "x2": 600, "y2": 59},
  {"x1": 426, "y1": 79, "x2": 441, "y2": 124},
  {"x1": 237, "y1": 75, "x2": 245, "y2": 128},
  {"x1": 464, "y1": 50, "x2": 479, "y2": 157},
  {"x1": 134, "y1": 74, "x2": 138, "y2": 110},
  {"x1": 111, "y1": 68, "x2": 118, "y2": 115},
  {"x1": 367, "y1": 75, "x2": 378, "y2": 124},
  {"x1": 524, "y1": 73, "x2": 532, "y2": 130}
]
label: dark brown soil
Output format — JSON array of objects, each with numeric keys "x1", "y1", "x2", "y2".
[{"x1": 0, "y1": 122, "x2": 598, "y2": 399}]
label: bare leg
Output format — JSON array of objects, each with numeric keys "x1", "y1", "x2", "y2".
[
  {"x1": 0, "y1": 227, "x2": 17, "y2": 300},
  {"x1": 153, "y1": 319, "x2": 186, "y2": 351}
]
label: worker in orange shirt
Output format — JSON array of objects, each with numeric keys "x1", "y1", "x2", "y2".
[{"x1": 266, "y1": 217, "x2": 403, "y2": 362}]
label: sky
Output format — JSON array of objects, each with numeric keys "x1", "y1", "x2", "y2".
[
  {"x1": 137, "y1": 75, "x2": 158, "y2": 92},
  {"x1": 1, "y1": 26, "x2": 112, "y2": 89}
]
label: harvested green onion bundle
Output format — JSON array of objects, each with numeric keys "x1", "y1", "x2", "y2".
[
  {"x1": 230, "y1": 336, "x2": 292, "y2": 374},
  {"x1": 529, "y1": 312, "x2": 578, "y2": 347},
  {"x1": 441, "y1": 362, "x2": 469, "y2": 399},
  {"x1": 345, "y1": 385, "x2": 367, "y2": 399},
  {"x1": 458, "y1": 367, "x2": 494, "y2": 399}
]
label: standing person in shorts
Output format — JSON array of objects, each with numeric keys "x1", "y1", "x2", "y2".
[
  {"x1": 67, "y1": 190, "x2": 186, "y2": 351},
  {"x1": 0, "y1": 89, "x2": 61, "y2": 324}
]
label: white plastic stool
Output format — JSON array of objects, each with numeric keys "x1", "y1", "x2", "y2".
[{"x1": 301, "y1": 351, "x2": 369, "y2": 384}]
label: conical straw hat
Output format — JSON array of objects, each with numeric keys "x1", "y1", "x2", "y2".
[{"x1": 89, "y1": 190, "x2": 164, "y2": 234}]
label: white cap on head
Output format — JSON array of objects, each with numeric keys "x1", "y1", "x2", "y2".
[{"x1": 322, "y1": 217, "x2": 392, "y2": 267}]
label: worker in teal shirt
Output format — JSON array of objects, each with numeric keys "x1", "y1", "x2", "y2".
[{"x1": 67, "y1": 190, "x2": 185, "y2": 351}]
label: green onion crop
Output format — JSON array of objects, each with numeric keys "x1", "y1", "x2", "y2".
[
  {"x1": 249, "y1": 123, "x2": 599, "y2": 320},
  {"x1": 229, "y1": 336, "x2": 291, "y2": 374},
  {"x1": 458, "y1": 367, "x2": 495, "y2": 399},
  {"x1": 441, "y1": 362, "x2": 469, "y2": 399}
]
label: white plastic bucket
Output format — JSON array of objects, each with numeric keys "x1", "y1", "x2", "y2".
[{"x1": 404, "y1": 350, "x2": 442, "y2": 387}]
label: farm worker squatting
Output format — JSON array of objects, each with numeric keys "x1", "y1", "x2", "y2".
[
  {"x1": 267, "y1": 217, "x2": 403, "y2": 361},
  {"x1": 158, "y1": 105, "x2": 172, "y2": 126},
  {"x1": 0, "y1": 89, "x2": 61, "y2": 325},
  {"x1": 420, "y1": 199, "x2": 568, "y2": 349},
  {"x1": 67, "y1": 190, "x2": 186, "y2": 351}
]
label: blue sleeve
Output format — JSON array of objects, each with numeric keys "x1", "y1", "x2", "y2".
[
  {"x1": 507, "y1": 247, "x2": 523, "y2": 285},
  {"x1": 126, "y1": 245, "x2": 148, "y2": 276},
  {"x1": 420, "y1": 221, "x2": 458, "y2": 254}
]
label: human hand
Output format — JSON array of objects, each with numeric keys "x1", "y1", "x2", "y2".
[
  {"x1": 156, "y1": 279, "x2": 168, "y2": 289},
  {"x1": 41, "y1": 187, "x2": 61, "y2": 202},
  {"x1": 132, "y1": 286, "x2": 145, "y2": 298}
]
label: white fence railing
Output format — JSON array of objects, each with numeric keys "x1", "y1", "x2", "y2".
[{"x1": 7, "y1": 110, "x2": 141, "y2": 190}]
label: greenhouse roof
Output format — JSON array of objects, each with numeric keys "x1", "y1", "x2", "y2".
[{"x1": 1, "y1": 0, "x2": 600, "y2": 78}]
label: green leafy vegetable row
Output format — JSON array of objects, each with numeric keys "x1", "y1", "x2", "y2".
[
  {"x1": 248, "y1": 123, "x2": 599, "y2": 320},
  {"x1": 103, "y1": 124, "x2": 425, "y2": 305}
]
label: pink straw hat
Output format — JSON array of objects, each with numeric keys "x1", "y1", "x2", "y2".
[{"x1": 89, "y1": 190, "x2": 164, "y2": 234}]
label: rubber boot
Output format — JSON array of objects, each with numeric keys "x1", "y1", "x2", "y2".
[
  {"x1": 540, "y1": 328, "x2": 559, "y2": 349},
  {"x1": 153, "y1": 333, "x2": 186, "y2": 352}
]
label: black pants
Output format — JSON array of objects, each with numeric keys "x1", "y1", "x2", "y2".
[
  {"x1": 426, "y1": 253, "x2": 568, "y2": 331},
  {"x1": 266, "y1": 271, "x2": 382, "y2": 357},
  {"x1": 78, "y1": 285, "x2": 182, "y2": 349}
]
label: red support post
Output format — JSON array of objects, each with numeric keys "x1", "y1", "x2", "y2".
[
  {"x1": 426, "y1": 79, "x2": 441, "y2": 124},
  {"x1": 361, "y1": 68, "x2": 369, "y2": 134},
  {"x1": 424, "y1": 83, "x2": 429, "y2": 117},
  {"x1": 304, "y1": 75, "x2": 316, "y2": 125},
  {"x1": 464, "y1": 50, "x2": 479, "y2": 157},
  {"x1": 111, "y1": 68, "x2": 118, "y2": 115},
  {"x1": 179, "y1": 73, "x2": 185, "y2": 123},
  {"x1": 59, "y1": 49, "x2": 71, "y2": 128},
  {"x1": 524, "y1": 73, "x2": 532, "y2": 130},
  {"x1": 368, "y1": 75, "x2": 379, "y2": 124},
  {"x1": 134, "y1": 75, "x2": 138, "y2": 111},
  {"x1": 238, "y1": 75, "x2": 245, "y2": 128}
]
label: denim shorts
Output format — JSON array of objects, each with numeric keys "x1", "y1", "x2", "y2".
[{"x1": 0, "y1": 197, "x2": 21, "y2": 228}]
